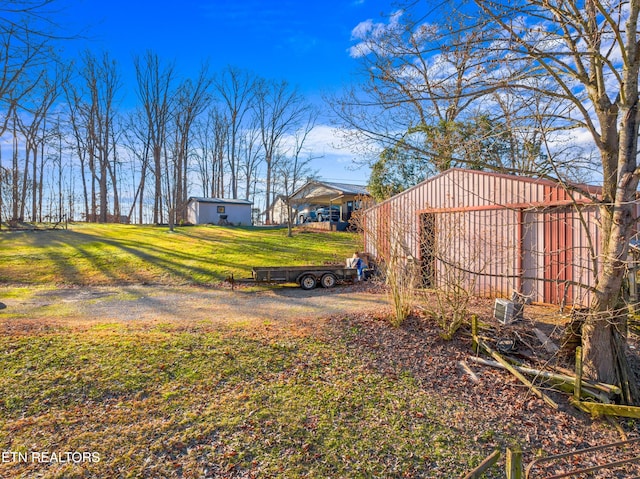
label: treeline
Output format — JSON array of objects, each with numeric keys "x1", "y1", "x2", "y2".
[{"x1": 0, "y1": 4, "x2": 317, "y2": 226}]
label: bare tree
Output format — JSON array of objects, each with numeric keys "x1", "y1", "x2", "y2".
[
  {"x1": 0, "y1": 1, "x2": 58, "y2": 137},
  {"x1": 69, "y1": 51, "x2": 121, "y2": 223},
  {"x1": 0, "y1": 1, "x2": 65, "y2": 225},
  {"x1": 331, "y1": 9, "x2": 498, "y2": 174},
  {"x1": 49, "y1": 115, "x2": 64, "y2": 222},
  {"x1": 214, "y1": 66, "x2": 256, "y2": 199},
  {"x1": 239, "y1": 117, "x2": 263, "y2": 201},
  {"x1": 171, "y1": 66, "x2": 212, "y2": 225},
  {"x1": 211, "y1": 108, "x2": 229, "y2": 198},
  {"x1": 275, "y1": 111, "x2": 319, "y2": 237},
  {"x1": 64, "y1": 75, "x2": 90, "y2": 221},
  {"x1": 0, "y1": 147, "x2": 8, "y2": 228},
  {"x1": 9, "y1": 110, "x2": 20, "y2": 222},
  {"x1": 333, "y1": 7, "x2": 574, "y2": 199},
  {"x1": 192, "y1": 106, "x2": 229, "y2": 198},
  {"x1": 336, "y1": 0, "x2": 640, "y2": 402},
  {"x1": 359, "y1": 0, "x2": 640, "y2": 401},
  {"x1": 467, "y1": 0, "x2": 640, "y2": 403},
  {"x1": 121, "y1": 109, "x2": 152, "y2": 224},
  {"x1": 0, "y1": 1, "x2": 63, "y2": 41},
  {"x1": 254, "y1": 78, "x2": 311, "y2": 224},
  {"x1": 134, "y1": 51, "x2": 175, "y2": 224},
  {"x1": 191, "y1": 114, "x2": 213, "y2": 197},
  {"x1": 15, "y1": 66, "x2": 63, "y2": 221}
]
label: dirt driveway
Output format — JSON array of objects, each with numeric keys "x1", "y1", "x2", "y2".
[{"x1": 0, "y1": 283, "x2": 390, "y2": 332}]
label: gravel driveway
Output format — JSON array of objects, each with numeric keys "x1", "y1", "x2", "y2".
[{"x1": 0, "y1": 283, "x2": 390, "y2": 331}]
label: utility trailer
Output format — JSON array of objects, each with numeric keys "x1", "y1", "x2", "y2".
[{"x1": 252, "y1": 264, "x2": 358, "y2": 290}]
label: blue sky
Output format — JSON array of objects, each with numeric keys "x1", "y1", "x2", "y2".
[{"x1": 61, "y1": 0, "x2": 396, "y2": 184}]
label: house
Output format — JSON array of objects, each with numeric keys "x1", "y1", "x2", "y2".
[
  {"x1": 263, "y1": 195, "x2": 290, "y2": 225},
  {"x1": 286, "y1": 180, "x2": 372, "y2": 227},
  {"x1": 362, "y1": 168, "x2": 626, "y2": 306},
  {"x1": 186, "y1": 197, "x2": 253, "y2": 226}
]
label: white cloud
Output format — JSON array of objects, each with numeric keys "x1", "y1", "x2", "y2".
[
  {"x1": 351, "y1": 18, "x2": 375, "y2": 40},
  {"x1": 277, "y1": 124, "x2": 371, "y2": 183},
  {"x1": 279, "y1": 124, "x2": 349, "y2": 158},
  {"x1": 348, "y1": 10, "x2": 404, "y2": 58}
]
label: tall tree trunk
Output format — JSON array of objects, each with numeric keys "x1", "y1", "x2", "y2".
[
  {"x1": 99, "y1": 147, "x2": 108, "y2": 223},
  {"x1": 90, "y1": 151, "x2": 97, "y2": 222},
  {"x1": 11, "y1": 118, "x2": 18, "y2": 223},
  {"x1": 79, "y1": 154, "x2": 89, "y2": 222},
  {"x1": 583, "y1": 106, "x2": 640, "y2": 403},
  {"x1": 19, "y1": 143, "x2": 30, "y2": 221},
  {"x1": 39, "y1": 135, "x2": 46, "y2": 222},
  {"x1": 107, "y1": 136, "x2": 120, "y2": 222},
  {"x1": 264, "y1": 154, "x2": 272, "y2": 224},
  {"x1": 57, "y1": 147, "x2": 62, "y2": 222},
  {"x1": 31, "y1": 146, "x2": 37, "y2": 222},
  {"x1": 153, "y1": 145, "x2": 162, "y2": 224},
  {"x1": 138, "y1": 144, "x2": 149, "y2": 224}
]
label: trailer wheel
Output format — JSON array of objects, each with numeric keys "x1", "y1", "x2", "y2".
[
  {"x1": 320, "y1": 273, "x2": 337, "y2": 288},
  {"x1": 299, "y1": 274, "x2": 317, "y2": 290}
]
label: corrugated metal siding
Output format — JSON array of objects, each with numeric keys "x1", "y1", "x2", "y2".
[
  {"x1": 432, "y1": 208, "x2": 520, "y2": 299},
  {"x1": 543, "y1": 208, "x2": 573, "y2": 305},
  {"x1": 518, "y1": 206, "x2": 600, "y2": 305},
  {"x1": 521, "y1": 211, "x2": 542, "y2": 301},
  {"x1": 363, "y1": 168, "x2": 609, "y2": 306},
  {"x1": 569, "y1": 206, "x2": 600, "y2": 305}
]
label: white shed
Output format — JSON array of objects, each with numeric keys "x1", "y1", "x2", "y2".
[{"x1": 187, "y1": 197, "x2": 253, "y2": 226}]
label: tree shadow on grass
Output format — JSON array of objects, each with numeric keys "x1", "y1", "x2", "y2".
[
  {"x1": 1, "y1": 228, "x2": 231, "y2": 285},
  {"x1": 0, "y1": 225, "x2": 356, "y2": 287}
]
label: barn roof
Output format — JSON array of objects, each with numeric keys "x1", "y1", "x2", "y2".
[{"x1": 367, "y1": 168, "x2": 602, "y2": 212}]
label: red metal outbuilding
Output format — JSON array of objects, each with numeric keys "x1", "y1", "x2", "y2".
[{"x1": 362, "y1": 168, "x2": 621, "y2": 306}]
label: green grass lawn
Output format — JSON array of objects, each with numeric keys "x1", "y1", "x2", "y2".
[
  {"x1": 0, "y1": 322, "x2": 483, "y2": 478},
  {"x1": 0, "y1": 223, "x2": 489, "y2": 477},
  {"x1": 0, "y1": 223, "x2": 359, "y2": 285},
  {"x1": 0, "y1": 223, "x2": 616, "y2": 478}
]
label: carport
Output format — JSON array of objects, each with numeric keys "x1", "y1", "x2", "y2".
[{"x1": 287, "y1": 180, "x2": 371, "y2": 228}]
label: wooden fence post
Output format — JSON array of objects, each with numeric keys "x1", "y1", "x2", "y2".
[
  {"x1": 574, "y1": 346, "x2": 583, "y2": 401},
  {"x1": 506, "y1": 447, "x2": 523, "y2": 479},
  {"x1": 471, "y1": 314, "x2": 478, "y2": 353}
]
